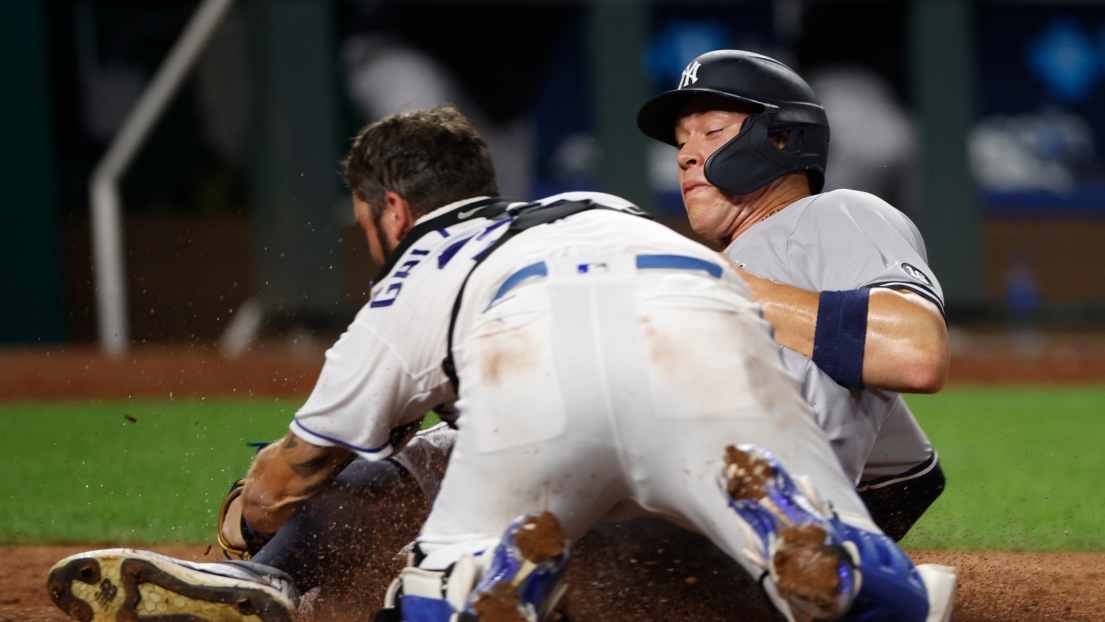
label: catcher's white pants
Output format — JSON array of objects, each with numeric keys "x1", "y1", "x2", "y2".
[{"x1": 417, "y1": 255, "x2": 878, "y2": 577}]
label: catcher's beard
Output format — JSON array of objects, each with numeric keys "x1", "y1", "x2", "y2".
[{"x1": 375, "y1": 214, "x2": 396, "y2": 258}]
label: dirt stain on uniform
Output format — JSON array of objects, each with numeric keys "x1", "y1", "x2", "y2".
[
  {"x1": 639, "y1": 313, "x2": 742, "y2": 413},
  {"x1": 641, "y1": 310, "x2": 800, "y2": 419},
  {"x1": 480, "y1": 326, "x2": 538, "y2": 387},
  {"x1": 639, "y1": 314, "x2": 701, "y2": 388}
]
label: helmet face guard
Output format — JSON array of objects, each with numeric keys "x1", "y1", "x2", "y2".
[
  {"x1": 705, "y1": 109, "x2": 828, "y2": 195},
  {"x1": 637, "y1": 50, "x2": 830, "y2": 195}
]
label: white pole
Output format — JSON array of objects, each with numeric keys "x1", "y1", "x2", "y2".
[
  {"x1": 89, "y1": 179, "x2": 127, "y2": 354},
  {"x1": 89, "y1": 0, "x2": 237, "y2": 356}
]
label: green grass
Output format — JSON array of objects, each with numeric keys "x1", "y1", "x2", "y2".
[
  {"x1": 2, "y1": 389, "x2": 1103, "y2": 551},
  {"x1": 0, "y1": 399, "x2": 294, "y2": 544},
  {"x1": 901, "y1": 387, "x2": 1105, "y2": 552}
]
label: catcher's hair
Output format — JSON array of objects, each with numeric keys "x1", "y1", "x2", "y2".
[{"x1": 341, "y1": 106, "x2": 500, "y2": 220}]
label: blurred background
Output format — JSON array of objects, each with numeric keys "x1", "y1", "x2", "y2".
[{"x1": 4, "y1": 0, "x2": 1105, "y2": 359}]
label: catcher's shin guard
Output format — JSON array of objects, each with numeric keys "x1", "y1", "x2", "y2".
[
  {"x1": 46, "y1": 548, "x2": 298, "y2": 622},
  {"x1": 719, "y1": 444, "x2": 857, "y2": 621},
  {"x1": 460, "y1": 512, "x2": 571, "y2": 622}
]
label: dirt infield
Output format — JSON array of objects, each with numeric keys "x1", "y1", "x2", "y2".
[
  {"x1": 2, "y1": 332, "x2": 1105, "y2": 402},
  {"x1": 0, "y1": 345, "x2": 325, "y2": 401},
  {"x1": 2, "y1": 342, "x2": 1104, "y2": 620},
  {"x1": 4, "y1": 544, "x2": 1104, "y2": 622}
]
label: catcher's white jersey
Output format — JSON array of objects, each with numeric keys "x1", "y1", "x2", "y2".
[
  {"x1": 725, "y1": 189, "x2": 944, "y2": 483},
  {"x1": 292, "y1": 191, "x2": 736, "y2": 458},
  {"x1": 290, "y1": 191, "x2": 880, "y2": 594}
]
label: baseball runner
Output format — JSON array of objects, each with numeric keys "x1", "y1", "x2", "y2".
[
  {"x1": 48, "y1": 107, "x2": 954, "y2": 622},
  {"x1": 637, "y1": 50, "x2": 950, "y2": 540}
]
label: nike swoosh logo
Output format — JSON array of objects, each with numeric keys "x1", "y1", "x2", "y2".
[{"x1": 457, "y1": 207, "x2": 483, "y2": 219}]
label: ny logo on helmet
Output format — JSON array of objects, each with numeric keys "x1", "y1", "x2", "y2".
[{"x1": 679, "y1": 61, "x2": 701, "y2": 89}]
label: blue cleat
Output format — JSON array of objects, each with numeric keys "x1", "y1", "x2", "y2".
[
  {"x1": 719, "y1": 444, "x2": 858, "y2": 621},
  {"x1": 461, "y1": 511, "x2": 571, "y2": 622},
  {"x1": 834, "y1": 521, "x2": 927, "y2": 621},
  {"x1": 832, "y1": 521, "x2": 955, "y2": 622}
]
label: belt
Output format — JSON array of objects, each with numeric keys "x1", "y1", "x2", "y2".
[{"x1": 490, "y1": 253, "x2": 724, "y2": 304}]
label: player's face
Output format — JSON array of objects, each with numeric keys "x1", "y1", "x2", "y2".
[
  {"x1": 674, "y1": 103, "x2": 750, "y2": 245},
  {"x1": 353, "y1": 195, "x2": 391, "y2": 264}
]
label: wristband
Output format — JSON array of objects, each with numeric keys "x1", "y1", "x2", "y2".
[{"x1": 812, "y1": 289, "x2": 869, "y2": 389}]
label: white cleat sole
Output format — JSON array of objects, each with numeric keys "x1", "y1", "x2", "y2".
[{"x1": 46, "y1": 548, "x2": 296, "y2": 622}]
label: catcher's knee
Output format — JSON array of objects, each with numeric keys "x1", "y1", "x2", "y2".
[{"x1": 857, "y1": 454, "x2": 945, "y2": 542}]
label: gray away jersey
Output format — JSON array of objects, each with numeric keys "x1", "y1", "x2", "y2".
[{"x1": 725, "y1": 189, "x2": 944, "y2": 483}]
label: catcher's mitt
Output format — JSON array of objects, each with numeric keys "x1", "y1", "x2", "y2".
[{"x1": 217, "y1": 479, "x2": 274, "y2": 559}]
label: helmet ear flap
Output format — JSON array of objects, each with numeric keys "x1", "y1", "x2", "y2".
[
  {"x1": 705, "y1": 113, "x2": 802, "y2": 195},
  {"x1": 777, "y1": 122, "x2": 829, "y2": 193},
  {"x1": 704, "y1": 112, "x2": 829, "y2": 195},
  {"x1": 806, "y1": 170, "x2": 825, "y2": 195}
]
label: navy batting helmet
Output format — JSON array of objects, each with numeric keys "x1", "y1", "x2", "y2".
[{"x1": 637, "y1": 50, "x2": 829, "y2": 195}]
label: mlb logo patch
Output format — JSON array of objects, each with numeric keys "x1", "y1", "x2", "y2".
[{"x1": 577, "y1": 262, "x2": 609, "y2": 274}]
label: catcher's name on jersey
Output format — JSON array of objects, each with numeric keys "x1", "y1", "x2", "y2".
[{"x1": 290, "y1": 191, "x2": 738, "y2": 460}]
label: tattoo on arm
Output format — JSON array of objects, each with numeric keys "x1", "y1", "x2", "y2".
[
  {"x1": 287, "y1": 454, "x2": 331, "y2": 479},
  {"x1": 279, "y1": 433, "x2": 356, "y2": 500},
  {"x1": 301, "y1": 476, "x2": 336, "y2": 496}
]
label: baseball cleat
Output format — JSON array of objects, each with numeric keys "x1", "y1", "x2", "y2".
[
  {"x1": 720, "y1": 444, "x2": 857, "y2": 621},
  {"x1": 831, "y1": 521, "x2": 935, "y2": 622},
  {"x1": 461, "y1": 511, "x2": 571, "y2": 622},
  {"x1": 46, "y1": 548, "x2": 298, "y2": 622}
]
